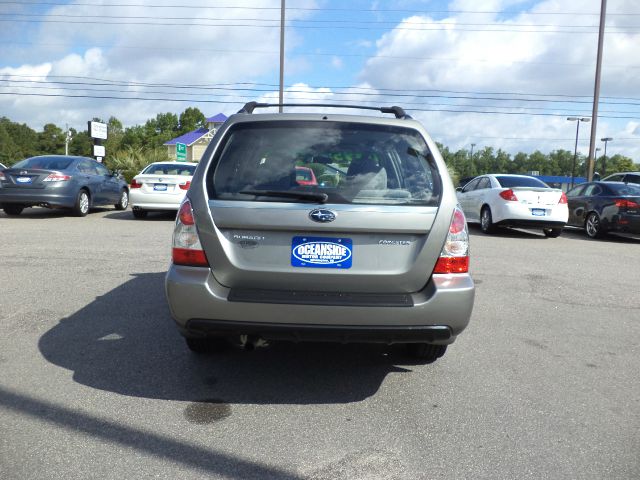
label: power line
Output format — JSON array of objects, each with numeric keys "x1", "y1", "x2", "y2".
[
  {"x1": 4, "y1": 13, "x2": 633, "y2": 30},
  {"x1": 1, "y1": 1, "x2": 638, "y2": 16},
  {"x1": 1, "y1": 17, "x2": 637, "y2": 34},
  {"x1": 2, "y1": 74, "x2": 640, "y2": 103},
  {"x1": 1, "y1": 91, "x2": 638, "y2": 120},
  {"x1": 6, "y1": 83, "x2": 636, "y2": 115}
]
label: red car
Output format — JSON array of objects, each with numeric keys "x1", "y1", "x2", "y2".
[{"x1": 295, "y1": 166, "x2": 318, "y2": 186}]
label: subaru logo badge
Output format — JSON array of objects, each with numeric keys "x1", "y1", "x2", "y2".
[{"x1": 309, "y1": 209, "x2": 336, "y2": 223}]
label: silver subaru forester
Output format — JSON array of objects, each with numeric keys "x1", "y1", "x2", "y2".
[{"x1": 165, "y1": 103, "x2": 474, "y2": 363}]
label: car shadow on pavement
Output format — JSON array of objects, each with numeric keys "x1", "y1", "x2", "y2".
[
  {"x1": 467, "y1": 224, "x2": 548, "y2": 239},
  {"x1": 38, "y1": 272, "x2": 413, "y2": 405},
  {"x1": 103, "y1": 210, "x2": 177, "y2": 221}
]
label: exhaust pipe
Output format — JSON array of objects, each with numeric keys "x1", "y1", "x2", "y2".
[{"x1": 238, "y1": 334, "x2": 269, "y2": 350}]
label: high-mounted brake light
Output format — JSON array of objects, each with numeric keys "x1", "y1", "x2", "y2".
[
  {"x1": 172, "y1": 199, "x2": 209, "y2": 267},
  {"x1": 499, "y1": 189, "x2": 518, "y2": 201},
  {"x1": 43, "y1": 173, "x2": 71, "y2": 182},
  {"x1": 559, "y1": 192, "x2": 568, "y2": 204},
  {"x1": 433, "y1": 207, "x2": 470, "y2": 274},
  {"x1": 130, "y1": 179, "x2": 142, "y2": 189},
  {"x1": 179, "y1": 181, "x2": 191, "y2": 191}
]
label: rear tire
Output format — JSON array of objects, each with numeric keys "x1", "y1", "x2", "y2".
[
  {"x1": 72, "y1": 190, "x2": 90, "y2": 217},
  {"x1": 115, "y1": 189, "x2": 129, "y2": 210},
  {"x1": 543, "y1": 227, "x2": 562, "y2": 238},
  {"x1": 406, "y1": 344, "x2": 447, "y2": 364},
  {"x1": 3, "y1": 205, "x2": 24, "y2": 216},
  {"x1": 480, "y1": 206, "x2": 495, "y2": 234},
  {"x1": 132, "y1": 208, "x2": 148, "y2": 219},
  {"x1": 585, "y1": 212, "x2": 603, "y2": 239}
]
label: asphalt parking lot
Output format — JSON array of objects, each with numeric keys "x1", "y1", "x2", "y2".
[{"x1": 0, "y1": 208, "x2": 639, "y2": 480}]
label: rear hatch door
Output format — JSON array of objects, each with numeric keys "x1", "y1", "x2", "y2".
[{"x1": 197, "y1": 119, "x2": 449, "y2": 294}]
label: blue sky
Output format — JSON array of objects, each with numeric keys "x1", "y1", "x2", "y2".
[{"x1": 1, "y1": 0, "x2": 639, "y2": 160}]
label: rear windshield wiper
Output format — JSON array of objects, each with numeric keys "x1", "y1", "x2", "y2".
[{"x1": 239, "y1": 189, "x2": 329, "y2": 203}]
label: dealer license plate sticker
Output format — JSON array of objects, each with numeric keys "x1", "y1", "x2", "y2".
[
  {"x1": 291, "y1": 237, "x2": 352, "y2": 269},
  {"x1": 16, "y1": 176, "x2": 32, "y2": 184},
  {"x1": 531, "y1": 208, "x2": 546, "y2": 216},
  {"x1": 154, "y1": 184, "x2": 168, "y2": 191}
]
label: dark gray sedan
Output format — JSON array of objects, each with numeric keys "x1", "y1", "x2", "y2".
[
  {"x1": 0, "y1": 155, "x2": 129, "y2": 217},
  {"x1": 566, "y1": 181, "x2": 640, "y2": 238}
]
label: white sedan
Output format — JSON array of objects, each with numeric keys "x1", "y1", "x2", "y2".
[
  {"x1": 129, "y1": 161, "x2": 198, "y2": 219},
  {"x1": 456, "y1": 174, "x2": 568, "y2": 237}
]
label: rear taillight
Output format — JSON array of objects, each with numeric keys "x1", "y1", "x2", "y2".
[
  {"x1": 559, "y1": 192, "x2": 568, "y2": 204},
  {"x1": 499, "y1": 189, "x2": 518, "y2": 201},
  {"x1": 130, "y1": 179, "x2": 142, "y2": 189},
  {"x1": 179, "y1": 181, "x2": 191, "y2": 191},
  {"x1": 0, "y1": 172, "x2": 5, "y2": 181},
  {"x1": 615, "y1": 199, "x2": 640, "y2": 209},
  {"x1": 172, "y1": 199, "x2": 209, "y2": 267},
  {"x1": 433, "y1": 207, "x2": 469, "y2": 274},
  {"x1": 43, "y1": 173, "x2": 71, "y2": 182}
]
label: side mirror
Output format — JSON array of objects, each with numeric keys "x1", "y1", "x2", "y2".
[{"x1": 456, "y1": 187, "x2": 463, "y2": 192}]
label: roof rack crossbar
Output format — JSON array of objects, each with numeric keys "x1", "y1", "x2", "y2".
[{"x1": 237, "y1": 102, "x2": 411, "y2": 119}]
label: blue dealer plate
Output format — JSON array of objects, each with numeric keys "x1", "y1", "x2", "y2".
[
  {"x1": 291, "y1": 236, "x2": 352, "y2": 269},
  {"x1": 16, "y1": 176, "x2": 32, "y2": 184},
  {"x1": 531, "y1": 208, "x2": 546, "y2": 216},
  {"x1": 153, "y1": 184, "x2": 168, "y2": 191}
]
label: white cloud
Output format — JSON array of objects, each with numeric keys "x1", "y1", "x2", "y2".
[
  {"x1": 358, "y1": 0, "x2": 640, "y2": 159},
  {"x1": 0, "y1": 0, "x2": 319, "y2": 129}
]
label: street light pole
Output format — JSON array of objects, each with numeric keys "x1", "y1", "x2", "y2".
[
  {"x1": 600, "y1": 137, "x2": 613, "y2": 176},
  {"x1": 567, "y1": 117, "x2": 590, "y2": 188}
]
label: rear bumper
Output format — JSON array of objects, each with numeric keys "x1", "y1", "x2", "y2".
[
  {"x1": 186, "y1": 319, "x2": 452, "y2": 344},
  {"x1": 165, "y1": 266, "x2": 475, "y2": 345},
  {"x1": 0, "y1": 189, "x2": 76, "y2": 208},
  {"x1": 495, "y1": 219, "x2": 566, "y2": 229},
  {"x1": 492, "y1": 202, "x2": 568, "y2": 228},
  {"x1": 130, "y1": 190, "x2": 185, "y2": 210},
  {"x1": 608, "y1": 214, "x2": 640, "y2": 235}
]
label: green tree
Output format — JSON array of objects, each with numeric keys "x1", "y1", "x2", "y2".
[
  {"x1": 121, "y1": 124, "x2": 146, "y2": 150},
  {"x1": 605, "y1": 154, "x2": 636, "y2": 175},
  {"x1": 105, "y1": 116, "x2": 124, "y2": 160},
  {"x1": 38, "y1": 123, "x2": 66, "y2": 154},
  {"x1": 179, "y1": 107, "x2": 206, "y2": 134},
  {"x1": 548, "y1": 149, "x2": 574, "y2": 176},
  {"x1": 144, "y1": 112, "x2": 179, "y2": 148},
  {"x1": 0, "y1": 117, "x2": 38, "y2": 163},
  {"x1": 68, "y1": 128, "x2": 92, "y2": 157}
]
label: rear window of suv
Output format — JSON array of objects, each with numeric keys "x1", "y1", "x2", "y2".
[{"x1": 209, "y1": 121, "x2": 442, "y2": 206}]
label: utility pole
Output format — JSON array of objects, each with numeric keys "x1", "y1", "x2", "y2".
[
  {"x1": 278, "y1": 0, "x2": 285, "y2": 112},
  {"x1": 65, "y1": 124, "x2": 72, "y2": 155},
  {"x1": 587, "y1": 0, "x2": 607, "y2": 181}
]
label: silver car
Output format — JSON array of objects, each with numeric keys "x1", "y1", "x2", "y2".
[{"x1": 165, "y1": 103, "x2": 475, "y2": 363}]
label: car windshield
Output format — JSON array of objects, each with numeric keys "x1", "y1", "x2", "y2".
[
  {"x1": 12, "y1": 156, "x2": 73, "y2": 170},
  {"x1": 495, "y1": 175, "x2": 549, "y2": 188},
  {"x1": 142, "y1": 163, "x2": 196, "y2": 175},
  {"x1": 210, "y1": 121, "x2": 442, "y2": 206},
  {"x1": 606, "y1": 183, "x2": 640, "y2": 196}
]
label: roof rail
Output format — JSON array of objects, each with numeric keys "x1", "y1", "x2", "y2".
[{"x1": 237, "y1": 102, "x2": 411, "y2": 119}]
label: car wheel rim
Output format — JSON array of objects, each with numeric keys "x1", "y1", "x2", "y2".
[
  {"x1": 121, "y1": 192, "x2": 128, "y2": 208},
  {"x1": 481, "y1": 211, "x2": 489, "y2": 229},
  {"x1": 80, "y1": 193, "x2": 89, "y2": 213},
  {"x1": 586, "y1": 215, "x2": 599, "y2": 236}
]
